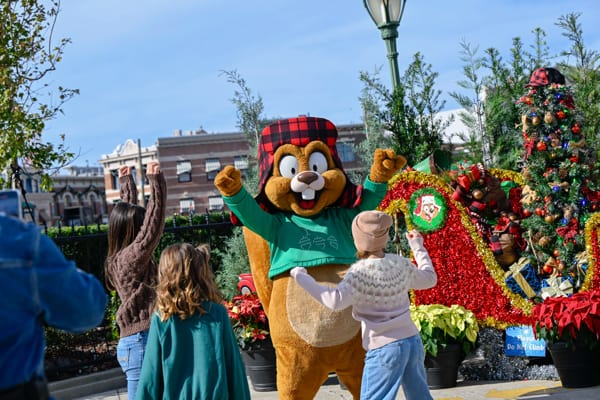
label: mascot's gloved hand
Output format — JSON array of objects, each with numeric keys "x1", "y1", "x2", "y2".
[
  {"x1": 369, "y1": 148, "x2": 407, "y2": 183},
  {"x1": 214, "y1": 165, "x2": 243, "y2": 197},
  {"x1": 290, "y1": 267, "x2": 308, "y2": 279}
]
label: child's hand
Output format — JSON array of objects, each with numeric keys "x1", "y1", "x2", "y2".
[
  {"x1": 290, "y1": 267, "x2": 307, "y2": 279},
  {"x1": 405, "y1": 229, "x2": 424, "y2": 249},
  {"x1": 147, "y1": 161, "x2": 161, "y2": 175},
  {"x1": 119, "y1": 166, "x2": 131, "y2": 177}
]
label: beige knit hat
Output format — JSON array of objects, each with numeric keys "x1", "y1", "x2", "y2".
[{"x1": 351, "y1": 210, "x2": 393, "y2": 255}]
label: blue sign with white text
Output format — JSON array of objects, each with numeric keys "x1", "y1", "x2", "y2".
[{"x1": 505, "y1": 325, "x2": 546, "y2": 357}]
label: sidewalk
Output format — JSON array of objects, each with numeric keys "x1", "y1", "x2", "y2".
[{"x1": 49, "y1": 368, "x2": 600, "y2": 400}]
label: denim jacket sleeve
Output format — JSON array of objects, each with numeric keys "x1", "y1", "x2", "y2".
[{"x1": 34, "y1": 229, "x2": 108, "y2": 333}]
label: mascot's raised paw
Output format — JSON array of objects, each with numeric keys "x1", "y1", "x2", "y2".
[
  {"x1": 369, "y1": 148, "x2": 407, "y2": 183},
  {"x1": 214, "y1": 165, "x2": 243, "y2": 197}
]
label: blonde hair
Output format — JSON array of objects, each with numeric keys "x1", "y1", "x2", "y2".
[{"x1": 155, "y1": 243, "x2": 222, "y2": 322}]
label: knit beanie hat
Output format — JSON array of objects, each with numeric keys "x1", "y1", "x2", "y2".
[{"x1": 352, "y1": 210, "x2": 393, "y2": 255}]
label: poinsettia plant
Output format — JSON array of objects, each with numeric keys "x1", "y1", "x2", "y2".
[
  {"x1": 224, "y1": 293, "x2": 270, "y2": 351},
  {"x1": 410, "y1": 304, "x2": 479, "y2": 357},
  {"x1": 531, "y1": 290, "x2": 600, "y2": 351}
]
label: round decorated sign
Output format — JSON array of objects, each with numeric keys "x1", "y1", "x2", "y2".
[{"x1": 408, "y1": 187, "x2": 448, "y2": 232}]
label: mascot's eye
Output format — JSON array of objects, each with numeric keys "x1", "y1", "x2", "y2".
[
  {"x1": 279, "y1": 155, "x2": 299, "y2": 178},
  {"x1": 308, "y1": 152, "x2": 328, "y2": 174}
]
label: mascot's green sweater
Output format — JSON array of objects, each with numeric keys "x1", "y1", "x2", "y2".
[{"x1": 224, "y1": 178, "x2": 388, "y2": 278}]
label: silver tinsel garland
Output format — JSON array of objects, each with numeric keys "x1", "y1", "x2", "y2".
[{"x1": 459, "y1": 327, "x2": 560, "y2": 381}]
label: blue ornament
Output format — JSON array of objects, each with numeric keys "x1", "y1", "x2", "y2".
[
  {"x1": 552, "y1": 186, "x2": 560, "y2": 192},
  {"x1": 581, "y1": 198, "x2": 588, "y2": 207},
  {"x1": 561, "y1": 218, "x2": 568, "y2": 225}
]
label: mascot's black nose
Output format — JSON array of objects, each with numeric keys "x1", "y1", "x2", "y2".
[{"x1": 297, "y1": 171, "x2": 319, "y2": 185}]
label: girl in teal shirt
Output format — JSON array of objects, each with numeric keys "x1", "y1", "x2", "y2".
[{"x1": 136, "y1": 243, "x2": 250, "y2": 400}]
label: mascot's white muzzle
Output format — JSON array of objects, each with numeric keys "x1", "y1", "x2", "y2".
[{"x1": 291, "y1": 171, "x2": 325, "y2": 200}]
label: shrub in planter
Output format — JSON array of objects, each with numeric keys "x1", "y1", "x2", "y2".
[{"x1": 410, "y1": 304, "x2": 479, "y2": 357}]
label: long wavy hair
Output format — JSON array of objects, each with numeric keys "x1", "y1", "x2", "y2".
[
  {"x1": 155, "y1": 243, "x2": 223, "y2": 322},
  {"x1": 104, "y1": 202, "x2": 146, "y2": 290}
]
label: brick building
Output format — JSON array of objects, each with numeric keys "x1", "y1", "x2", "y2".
[
  {"x1": 98, "y1": 123, "x2": 367, "y2": 218},
  {"x1": 17, "y1": 164, "x2": 106, "y2": 226}
]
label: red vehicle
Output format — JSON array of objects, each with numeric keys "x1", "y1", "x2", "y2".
[{"x1": 237, "y1": 273, "x2": 256, "y2": 294}]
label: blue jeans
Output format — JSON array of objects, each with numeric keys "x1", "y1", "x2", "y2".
[
  {"x1": 361, "y1": 334, "x2": 433, "y2": 400},
  {"x1": 117, "y1": 330, "x2": 148, "y2": 400}
]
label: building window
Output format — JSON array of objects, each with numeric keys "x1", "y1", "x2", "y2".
[
  {"x1": 64, "y1": 194, "x2": 73, "y2": 207},
  {"x1": 336, "y1": 142, "x2": 356, "y2": 163},
  {"x1": 130, "y1": 166, "x2": 138, "y2": 184},
  {"x1": 179, "y1": 198, "x2": 195, "y2": 214},
  {"x1": 24, "y1": 177, "x2": 33, "y2": 193},
  {"x1": 111, "y1": 170, "x2": 119, "y2": 190},
  {"x1": 177, "y1": 161, "x2": 192, "y2": 183},
  {"x1": 234, "y1": 155, "x2": 248, "y2": 170},
  {"x1": 208, "y1": 196, "x2": 224, "y2": 211},
  {"x1": 206, "y1": 158, "x2": 221, "y2": 181}
]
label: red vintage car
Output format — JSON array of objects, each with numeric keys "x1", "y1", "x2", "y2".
[{"x1": 237, "y1": 273, "x2": 256, "y2": 294}]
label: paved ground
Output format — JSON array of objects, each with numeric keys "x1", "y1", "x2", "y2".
[{"x1": 49, "y1": 368, "x2": 600, "y2": 400}]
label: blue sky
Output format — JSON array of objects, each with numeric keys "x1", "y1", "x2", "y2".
[{"x1": 43, "y1": 1, "x2": 600, "y2": 167}]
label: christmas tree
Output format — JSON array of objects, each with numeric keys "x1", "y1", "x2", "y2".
[{"x1": 516, "y1": 67, "x2": 600, "y2": 291}]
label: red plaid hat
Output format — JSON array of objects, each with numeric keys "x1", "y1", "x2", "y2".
[
  {"x1": 525, "y1": 67, "x2": 565, "y2": 87},
  {"x1": 256, "y1": 116, "x2": 362, "y2": 210}
]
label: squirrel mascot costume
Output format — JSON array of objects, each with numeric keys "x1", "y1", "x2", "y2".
[{"x1": 215, "y1": 116, "x2": 405, "y2": 399}]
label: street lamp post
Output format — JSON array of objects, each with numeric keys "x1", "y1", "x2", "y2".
[{"x1": 363, "y1": 0, "x2": 407, "y2": 90}]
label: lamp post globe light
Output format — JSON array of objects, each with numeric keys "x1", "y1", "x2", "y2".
[{"x1": 363, "y1": 0, "x2": 407, "y2": 90}]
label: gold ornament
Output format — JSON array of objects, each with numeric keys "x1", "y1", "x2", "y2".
[
  {"x1": 472, "y1": 189, "x2": 484, "y2": 200},
  {"x1": 544, "y1": 112, "x2": 555, "y2": 124},
  {"x1": 538, "y1": 236, "x2": 550, "y2": 247}
]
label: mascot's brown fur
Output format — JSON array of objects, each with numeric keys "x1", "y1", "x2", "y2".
[{"x1": 215, "y1": 116, "x2": 405, "y2": 399}]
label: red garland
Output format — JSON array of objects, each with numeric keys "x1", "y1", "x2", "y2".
[{"x1": 381, "y1": 177, "x2": 533, "y2": 327}]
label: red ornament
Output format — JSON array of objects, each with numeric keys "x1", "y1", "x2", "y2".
[
  {"x1": 535, "y1": 207, "x2": 545, "y2": 216},
  {"x1": 523, "y1": 209, "x2": 532, "y2": 217},
  {"x1": 553, "y1": 249, "x2": 560, "y2": 257},
  {"x1": 536, "y1": 141, "x2": 547, "y2": 151},
  {"x1": 571, "y1": 123, "x2": 581, "y2": 134},
  {"x1": 542, "y1": 264, "x2": 554, "y2": 274},
  {"x1": 556, "y1": 110, "x2": 566, "y2": 119}
]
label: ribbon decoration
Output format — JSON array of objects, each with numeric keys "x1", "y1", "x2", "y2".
[
  {"x1": 556, "y1": 218, "x2": 579, "y2": 241},
  {"x1": 505, "y1": 257, "x2": 538, "y2": 298},
  {"x1": 575, "y1": 251, "x2": 588, "y2": 267},
  {"x1": 540, "y1": 273, "x2": 573, "y2": 299},
  {"x1": 581, "y1": 185, "x2": 600, "y2": 203},
  {"x1": 523, "y1": 133, "x2": 535, "y2": 158}
]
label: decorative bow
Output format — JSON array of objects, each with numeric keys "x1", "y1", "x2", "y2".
[
  {"x1": 556, "y1": 218, "x2": 579, "y2": 241},
  {"x1": 540, "y1": 273, "x2": 573, "y2": 299}
]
